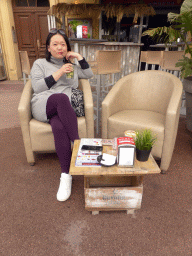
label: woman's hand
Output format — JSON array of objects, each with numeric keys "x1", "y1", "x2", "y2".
[
  {"x1": 52, "y1": 63, "x2": 73, "y2": 81},
  {"x1": 61, "y1": 63, "x2": 73, "y2": 74},
  {"x1": 52, "y1": 52, "x2": 83, "y2": 82},
  {"x1": 65, "y1": 51, "x2": 83, "y2": 62}
]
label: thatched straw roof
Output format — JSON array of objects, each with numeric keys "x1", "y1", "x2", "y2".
[{"x1": 48, "y1": 3, "x2": 156, "y2": 23}]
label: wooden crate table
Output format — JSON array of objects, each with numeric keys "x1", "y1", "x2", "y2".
[{"x1": 70, "y1": 140, "x2": 161, "y2": 215}]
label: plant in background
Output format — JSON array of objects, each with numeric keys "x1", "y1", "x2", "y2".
[
  {"x1": 142, "y1": 26, "x2": 181, "y2": 44},
  {"x1": 69, "y1": 20, "x2": 83, "y2": 34},
  {"x1": 135, "y1": 129, "x2": 157, "y2": 151},
  {"x1": 142, "y1": 0, "x2": 192, "y2": 78}
]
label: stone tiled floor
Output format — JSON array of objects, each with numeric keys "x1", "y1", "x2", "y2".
[{"x1": 0, "y1": 80, "x2": 24, "y2": 130}]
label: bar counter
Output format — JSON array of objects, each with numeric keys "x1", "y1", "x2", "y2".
[{"x1": 69, "y1": 39, "x2": 143, "y2": 78}]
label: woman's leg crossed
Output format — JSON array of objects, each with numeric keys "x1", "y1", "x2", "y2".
[{"x1": 46, "y1": 93, "x2": 79, "y2": 142}]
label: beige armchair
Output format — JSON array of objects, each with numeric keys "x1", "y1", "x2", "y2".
[
  {"x1": 18, "y1": 79, "x2": 94, "y2": 165},
  {"x1": 102, "y1": 70, "x2": 183, "y2": 173}
]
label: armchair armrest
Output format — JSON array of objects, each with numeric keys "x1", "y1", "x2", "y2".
[
  {"x1": 18, "y1": 80, "x2": 33, "y2": 124},
  {"x1": 79, "y1": 79, "x2": 94, "y2": 138},
  {"x1": 18, "y1": 80, "x2": 35, "y2": 164},
  {"x1": 161, "y1": 79, "x2": 183, "y2": 171}
]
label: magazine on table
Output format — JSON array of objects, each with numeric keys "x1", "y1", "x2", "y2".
[{"x1": 75, "y1": 138, "x2": 103, "y2": 167}]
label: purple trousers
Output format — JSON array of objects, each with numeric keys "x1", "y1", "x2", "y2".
[{"x1": 46, "y1": 93, "x2": 79, "y2": 173}]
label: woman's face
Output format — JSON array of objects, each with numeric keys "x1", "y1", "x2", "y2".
[{"x1": 48, "y1": 34, "x2": 68, "y2": 59}]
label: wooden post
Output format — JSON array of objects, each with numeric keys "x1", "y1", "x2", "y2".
[
  {"x1": 138, "y1": 15, "x2": 144, "y2": 44},
  {"x1": 116, "y1": 22, "x2": 120, "y2": 42}
]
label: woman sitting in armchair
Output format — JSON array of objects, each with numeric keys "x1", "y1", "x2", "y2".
[{"x1": 30, "y1": 29, "x2": 93, "y2": 202}]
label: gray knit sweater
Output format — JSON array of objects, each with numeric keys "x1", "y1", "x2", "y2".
[{"x1": 31, "y1": 57, "x2": 93, "y2": 122}]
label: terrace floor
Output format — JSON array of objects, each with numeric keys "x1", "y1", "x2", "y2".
[{"x1": 0, "y1": 79, "x2": 192, "y2": 256}]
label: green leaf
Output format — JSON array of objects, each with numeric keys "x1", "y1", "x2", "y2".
[
  {"x1": 135, "y1": 129, "x2": 157, "y2": 151},
  {"x1": 180, "y1": 0, "x2": 192, "y2": 14},
  {"x1": 168, "y1": 12, "x2": 179, "y2": 22}
]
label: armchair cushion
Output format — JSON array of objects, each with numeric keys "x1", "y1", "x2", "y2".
[{"x1": 108, "y1": 110, "x2": 165, "y2": 158}]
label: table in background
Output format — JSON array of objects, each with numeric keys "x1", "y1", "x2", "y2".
[{"x1": 149, "y1": 42, "x2": 185, "y2": 51}]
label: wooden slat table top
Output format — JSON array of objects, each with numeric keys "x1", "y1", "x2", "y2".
[{"x1": 70, "y1": 140, "x2": 161, "y2": 176}]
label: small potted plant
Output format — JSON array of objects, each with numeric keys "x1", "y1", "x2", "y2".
[{"x1": 135, "y1": 129, "x2": 157, "y2": 162}]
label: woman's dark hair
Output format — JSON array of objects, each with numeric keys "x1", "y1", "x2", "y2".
[{"x1": 45, "y1": 30, "x2": 71, "y2": 62}]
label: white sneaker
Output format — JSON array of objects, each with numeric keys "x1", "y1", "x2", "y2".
[{"x1": 57, "y1": 173, "x2": 72, "y2": 201}]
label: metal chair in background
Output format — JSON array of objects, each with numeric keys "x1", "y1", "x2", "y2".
[
  {"x1": 159, "y1": 50, "x2": 185, "y2": 77},
  {"x1": 159, "y1": 50, "x2": 186, "y2": 112},
  {"x1": 19, "y1": 51, "x2": 31, "y2": 84},
  {"x1": 139, "y1": 51, "x2": 147, "y2": 71},
  {"x1": 139, "y1": 51, "x2": 163, "y2": 71},
  {"x1": 89, "y1": 50, "x2": 122, "y2": 134},
  {"x1": 145, "y1": 51, "x2": 163, "y2": 70}
]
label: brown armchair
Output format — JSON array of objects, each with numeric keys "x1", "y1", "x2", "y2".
[
  {"x1": 102, "y1": 70, "x2": 183, "y2": 173},
  {"x1": 18, "y1": 79, "x2": 94, "y2": 165}
]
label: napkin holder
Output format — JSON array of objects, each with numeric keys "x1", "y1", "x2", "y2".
[{"x1": 117, "y1": 137, "x2": 136, "y2": 167}]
